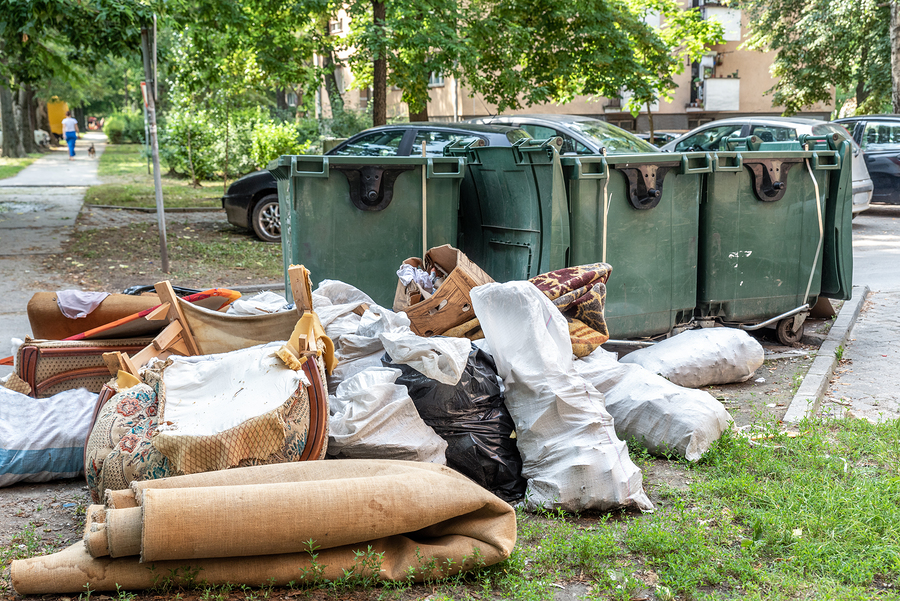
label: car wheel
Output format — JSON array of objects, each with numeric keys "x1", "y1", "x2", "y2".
[{"x1": 251, "y1": 194, "x2": 281, "y2": 243}]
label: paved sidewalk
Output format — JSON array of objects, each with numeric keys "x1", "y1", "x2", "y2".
[
  {"x1": 821, "y1": 291, "x2": 900, "y2": 421},
  {"x1": 0, "y1": 133, "x2": 107, "y2": 374},
  {"x1": 819, "y1": 205, "x2": 900, "y2": 422},
  {"x1": 0, "y1": 131, "x2": 106, "y2": 187}
]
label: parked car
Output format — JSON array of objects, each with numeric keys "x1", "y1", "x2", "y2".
[
  {"x1": 661, "y1": 117, "x2": 873, "y2": 216},
  {"x1": 833, "y1": 115, "x2": 900, "y2": 205},
  {"x1": 223, "y1": 122, "x2": 531, "y2": 242},
  {"x1": 466, "y1": 114, "x2": 660, "y2": 154},
  {"x1": 635, "y1": 131, "x2": 682, "y2": 146}
]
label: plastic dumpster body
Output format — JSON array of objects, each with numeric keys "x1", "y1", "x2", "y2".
[
  {"x1": 561, "y1": 152, "x2": 711, "y2": 339},
  {"x1": 697, "y1": 138, "x2": 849, "y2": 340},
  {"x1": 449, "y1": 138, "x2": 570, "y2": 282},
  {"x1": 270, "y1": 155, "x2": 466, "y2": 306}
]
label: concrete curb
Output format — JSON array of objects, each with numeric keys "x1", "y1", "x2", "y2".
[
  {"x1": 783, "y1": 285, "x2": 870, "y2": 423},
  {"x1": 84, "y1": 204, "x2": 223, "y2": 213}
]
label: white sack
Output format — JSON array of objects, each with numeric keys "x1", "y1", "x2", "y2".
[
  {"x1": 327, "y1": 305, "x2": 412, "y2": 395},
  {"x1": 379, "y1": 332, "x2": 471, "y2": 385},
  {"x1": 226, "y1": 291, "x2": 290, "y2": 316},
  {"x1": 574, "y1": 348, "x2": 733, "y2": 462},
  {"x1": 328, "y1": 367, "x2": 447, "y2": 463},
  {"x1": 620, "y1": 328, "x2": 765, "y2": 388},
  {"x1": 0, "y1": 387, "x2": 98, "y2": 487},
  {"x1": 471, "y1": 281, "x2": 653, "y2": 513}
]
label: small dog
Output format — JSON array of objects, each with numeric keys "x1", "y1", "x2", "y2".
[{"x1": 87, "y1": 143, "x2": 96, "y2": 158}]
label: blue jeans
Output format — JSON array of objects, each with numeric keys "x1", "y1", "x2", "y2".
[{"x1": 65, "y1": 131, "x2": 77, "y2": 156}]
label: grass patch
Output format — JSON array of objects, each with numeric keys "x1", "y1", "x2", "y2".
[
  {"x1": 93, "y1": 143, "x2": 222, "y2": 208},
  {"x1": 0, "y1": 153, "x2": 42, "y2": 180},
  {"x1": 84, "y1": 183, "x2": 221, "y2": 208}
]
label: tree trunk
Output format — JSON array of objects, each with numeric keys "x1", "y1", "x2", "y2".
[
  {"x1": 322, "y1": 50, "x2": 344, "y2": 117},
  {"x1": 372, "y1": 0, "x2": 387, "y2": 127},
  {"x1": 409, "y1": 106, "x2": 428, "y2": 121},
  {"x1": 0, "y1": 79, "x2": 24, "y2": 158},
  {"x1": 856, "y1": 44, "x2": 870, "y2": 111},
  {"x1": 19, "y1": 87, "x2": 36, "y2": 154},
  {"x1": 12, "y1": 89, "x2": 25, "y2": 157},
  {"x1": 892, "y1": 0, "x2": 900, "y2": 113}
]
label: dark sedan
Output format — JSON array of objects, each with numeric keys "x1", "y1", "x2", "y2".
[
  {"x1": 833, "y1": 115, "x2": 900, "y2": 204},
  {"x1": 223, "y1": 122, "x2": 530, "y2": 242}
]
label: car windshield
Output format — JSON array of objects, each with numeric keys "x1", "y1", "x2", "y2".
[
  {"x1": 331, "y1": 130, "x2": 406, "y2": 156},
  {"x1": 565, "y1": 121, "x2": 658, "y2": 153}
]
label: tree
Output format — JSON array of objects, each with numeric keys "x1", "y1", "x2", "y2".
[
  {"x1": 737, "y1": 0, "x2": 891, "y2": 115},
  {"x1": 0, "y1": 0, "x2": 156, "y2": 156},
  {"x1": 623, "y1": 0, "x2": 724, "y2": 138}
]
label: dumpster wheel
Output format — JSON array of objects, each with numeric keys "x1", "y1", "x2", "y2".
[{"x1": 776, "y1": 317, "x2": 804, "y2": 346}]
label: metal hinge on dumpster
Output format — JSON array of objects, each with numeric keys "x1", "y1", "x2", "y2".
[{"x1": 332, "y1": 164, "x2": 415, "y2": 211}]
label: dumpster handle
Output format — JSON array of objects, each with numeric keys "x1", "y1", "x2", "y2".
[
  {"x1": 680, "y1": 153, "x2": 712, "y2": 174},
  {"x1": 739, "y1": 304, "x2": 810, "y2": 331},
  {"x1": 572, "y1": 156, "x2": 608, "y2": 179},
  {"x1": 291, "y1": 156, "x2": 330, "y2": 178},
  {"x1": 803, "y1": 156, "x2": 824, "y2": 304},
  {"x1": 811, "y1": 151, "x2": 840, "y2": 171},
  {"x1": 714, "y1": 152, "x2": 743, "y2": 172},
  {"x1": 799, "y1": 133, "x2": 840, "y2": 151},
  {"x1": 426, "y1": 158, "x2": 465, "y2": 178}
]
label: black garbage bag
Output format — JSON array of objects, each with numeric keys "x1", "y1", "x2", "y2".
[{"x1": 383, "y1": 344, "x2": 526, "y2": 502}]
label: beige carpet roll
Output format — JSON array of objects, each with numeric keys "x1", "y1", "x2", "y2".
[
  {"x1": 104, "y1": 489, "x2": 138, "y2": 509},
  {"x1": 13, "y1": 529, "x2": 505, "y2": 595},
  {"x1": 106, "y1": 507, "x2": 142, "y2": 558},
  {"x1": 13, "y1": 460, "x2": 516, "y2": 595}
]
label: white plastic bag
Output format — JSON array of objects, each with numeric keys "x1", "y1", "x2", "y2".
[
  {"x1": 379, "y1": 332, "x2": 471, "y2": 385},
  {"x1": 226, "y1": 291, "x2": 290, "y2": 316},
  {"x1": 619, "y1": 328, "x2": 764, "y2": 388},
  {"x1": 328, "y1": 367, "x2": 447, "y2": 463},
  {"x1": 471, "y1": 281, "x2": 653, "y2": 513},
  {"x1": 0, "y1": 387, "x2": 97, "y2": 487},
  {"x1": 574, "y1": 348, "x2": 733, "y2": 461}
]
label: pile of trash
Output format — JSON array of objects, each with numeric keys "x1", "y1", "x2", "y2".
[{"x1": 0, "y1": 247, "x2": 764, "y2": 593}]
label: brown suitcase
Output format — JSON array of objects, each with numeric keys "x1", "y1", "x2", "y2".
[{"x1": 15, "y1": 338, "x2": 153, "y2": 398}]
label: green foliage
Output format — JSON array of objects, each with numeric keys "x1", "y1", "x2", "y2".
[
  {"x1": 318, "y1": 106, "x2": 372, "y2": 139},
  {"x1": 737, "y1": 0, "x2": 891, "y2": 115},
  {"x1": 103, "y1": 110, "x2": 145, "y2": 144},
  {"x1": 250, "y1": 122, "x2": 309, "y2": 170}
]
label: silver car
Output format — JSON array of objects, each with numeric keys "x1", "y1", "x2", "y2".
[{"x1": 661, "y1": 117, "x2": 873, "y2": 216}]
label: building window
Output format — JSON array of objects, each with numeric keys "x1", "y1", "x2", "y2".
[
  {"x1": 428, "y1": 72, "x2": 444, "y2": 87},
  {"x1": 286, "y1": 91, "x2": 298, "y2": 107},
  {"x1": 330, "y1": 20, "x2": 342, "y2": 33}
]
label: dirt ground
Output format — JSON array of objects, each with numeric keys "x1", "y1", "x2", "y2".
[{"x1": 0, "y1": 207, "x2": 839, "y2": 599}]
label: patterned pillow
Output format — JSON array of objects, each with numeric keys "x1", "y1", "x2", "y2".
[{"x1": 84, "y1": 371, "x2": 175, "y2": 503}]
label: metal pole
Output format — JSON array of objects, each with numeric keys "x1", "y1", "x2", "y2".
[
  {"x1": 421, "y1": 141, "x2": 427, "y2": 257},
  {"x1": 141, "y1": 27, "x2": 169, "y2": 273}
]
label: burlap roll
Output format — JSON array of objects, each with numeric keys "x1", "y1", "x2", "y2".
[{"x1": 13, "y1": 460, "x2": 517, "y2": 594}]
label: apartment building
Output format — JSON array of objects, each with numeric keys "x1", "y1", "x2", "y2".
[{"x1": 318, "y1": 1, "x2": 834, "y2": 132}]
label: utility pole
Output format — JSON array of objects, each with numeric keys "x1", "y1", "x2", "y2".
[{"x1": 140, "y1": 25, "x2": 169, "y2": 273}]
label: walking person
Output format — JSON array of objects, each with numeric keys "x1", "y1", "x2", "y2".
[{"x1": 61, "y1": 111, "x2": 79, "y2": 160}]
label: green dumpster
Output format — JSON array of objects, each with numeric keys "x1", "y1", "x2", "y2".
[
  {"x1": 447, "y1": 138, "x2": 570, "y2": 281},
  {"x1": 561, "y1": 152, "x2": 712, "y2": 339},
  {"x1": 269, "y1": 154, "x2": 466, "y2": 306},
  {"x1": 697, "y1": 137, "x2": 848, "y2": 340}
]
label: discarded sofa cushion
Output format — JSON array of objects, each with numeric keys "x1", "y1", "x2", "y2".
[
  {"x1": 84, "y1": 372, "x2": 174, "y2": 503},
  {"x1": 328, "y1": 367, "x2": 448, "y2": 464},
  {"x1": 150, "y1": 342, "x2": 314, "y2": 474},
  {"x1": 0, "y1": 387, "x2": 97, "y2": 487},
  {"x1": 575, "y1": 348, "x2": 734, "y2": 461},
  {"x1": 471, "y1": 281, "x2": 653, "y2": 513},
  {"x1": 619, "y1": 328, "x2": 765, "y2": 388},
  {"x1": 385, "y1": 344, "x2": 527, "y2": 502},
  {"x1": 12, "y1": 460, "x2": 517, "y2": 594},
  {"x1": 529, "y1": 263, "x2": 612, "y2": 357}
]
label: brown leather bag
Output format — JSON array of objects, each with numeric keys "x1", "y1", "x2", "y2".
[{"x1": 15, "y1": 338, "x2": 153, "y2": 398}]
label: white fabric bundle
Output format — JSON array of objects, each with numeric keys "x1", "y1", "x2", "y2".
[
  {"x1": 574, "y1": 348, "x2": 734, "y2": 461},
  {"x1": 471, "y1": 281, "x2": 653, "y2": 513},
  {"x1": 328, "y1": 367, "x2": 447, "y2": 463},
  {"x1": 0, "y1": 387, "x2": 97, "y2": 486},
  {"x1": 619, "y1": 328, "x2": 765, "y2": 388}
]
